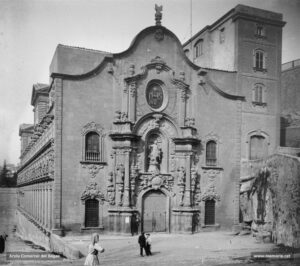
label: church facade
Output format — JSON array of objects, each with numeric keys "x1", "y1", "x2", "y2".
[{"x1": 17, "y1": 4, "x2": 285, "y2": 238}]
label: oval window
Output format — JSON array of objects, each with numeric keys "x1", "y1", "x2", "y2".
[{"x1": 146, "y1": 83, "x2": 164, "y2": 109}]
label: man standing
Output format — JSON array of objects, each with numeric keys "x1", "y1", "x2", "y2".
[{"x1": 138, "y1": 232, "x2": 146, "y2": 256}]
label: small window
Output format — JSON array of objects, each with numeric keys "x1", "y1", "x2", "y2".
[
  {"x1": 252, "y1": 83, "x2": 266, "y2": 106},
  {"x1": 85, "y1": 199, "x2": 99, "y2": 227},
  {"x1": 255, "y1": 24, "x2": 265, "y2": 38},
  {"x1": 250, "y1": 135, "x2": 268, "y2": 160},
  {"x1": 219, "y1": 28, "x2": 225, "y2": 43},
  {"x1": 206, "y1": 140, "x2": 217, "y2": 166},
  {"x1": 253, "y1": 49, "x2": 266, "y2": 72},
  {"x1": 85, "y1": 132, "x2": 100, "y2": 161},
  {"x1": 205, "y1": 199, "x2": 215, "y2": 225},
  {"x1": 194, "y1": 40, "x2": 203, "y2": 58}
]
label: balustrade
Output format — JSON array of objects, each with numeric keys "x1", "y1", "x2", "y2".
[{"x1": 85, "y1": 151, "x2": 100, "y2": 161}]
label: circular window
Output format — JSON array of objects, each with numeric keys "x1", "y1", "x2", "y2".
[{"x1": 146, "y1": 82, "x2": 164, "y2": 110}]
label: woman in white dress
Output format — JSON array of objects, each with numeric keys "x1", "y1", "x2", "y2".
[{"x1": 84, "y1": 233, "x2": 105, "y2": 266}]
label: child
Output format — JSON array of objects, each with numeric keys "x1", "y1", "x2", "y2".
[
  {"x1": 145, "y1": 233, "x2": 152, "y2": 255},
  {"x1": 84, "y1": 233, "x2": 105, "y2": 266}
]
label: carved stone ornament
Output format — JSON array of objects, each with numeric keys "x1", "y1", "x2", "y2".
[
  {"x1": 81, "y1": 182, "x2": 105, "y2": 202},
  {"x1": 184, "y1": 117, "x2": 195, "y2": 127},
  {"x1": 200, "y1": 182, "x2": 220, "y2": 201},
  {"x1": 107, "y1": 172, "x2": 115, "y2": 205},
  {"x1": 155, "y1": 29, "x2": 164, "y2": 41},
  {"x1": 82, "y1": 164, "x2": 104, "y2": 178},
  {"x1": 114, "y1": 111, "x2": 128, "y2": 122},
  {"x1": 155, "y1": 4, "x2": 163, "y2": 26},
  {"x1": 81, "y1": 121, "x2": 103, "y2": 136},
  {"x1": 138, "y1": 173, "x2": 174, "y2": 193},
  {"x1": 129, "y1": 82, "x2": 137, "y2": 97}
]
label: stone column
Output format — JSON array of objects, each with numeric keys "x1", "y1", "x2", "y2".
[
  {"x1": 30, "y1": 187, "x2": 32, "y2": 216},
  {"x1": 35, "y1": 184, "x2": 37, "y2": 220},
  {"x1": 129, "y1": 82, "x2": 136, "y2": 122},
  {"x1": 43, "y1": 184, "x2": 46, "y2": 227},
  {"x1": 52, "y1": 77, "x2": 63, "y2": 235},
  {"x1": 38, "y1": 184, "x2": 40, "y2": 221},
  {"x1": 184, "y1": 153, "x2": 192, "y2": 207},
  {"x1": 123, "y1": 149, "x2": 131, "y2": 207},
  {"x1": 49, "y1": 183, "x2": 52, "y2": 230}
]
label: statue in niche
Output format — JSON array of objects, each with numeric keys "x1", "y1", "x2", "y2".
[
  {"x1": 177, "y1": 166, "x2": 186, "y2": 185},
  {"x1": 148, "y1": 140, "x2": 162, "y2": 173},
  {"x1": 177, "y1": 167, "x2": 186, "y2": 206},
  {"x1": 115, "y1": 165, "x2": 124, "y2": 206},
  {"x1": 115, "y1": 165, "x2": 124, "y2": 184}
]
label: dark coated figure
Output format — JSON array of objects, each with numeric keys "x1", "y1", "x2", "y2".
[{"x1": 138, "y1": 232, "x2": 147, "y2": 256}]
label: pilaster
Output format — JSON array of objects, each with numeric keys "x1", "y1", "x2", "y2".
[{"x1": 52, "y1": 78, "x2": 63, "y2": 235}]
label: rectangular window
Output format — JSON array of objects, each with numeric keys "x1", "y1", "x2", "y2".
[
  {"x1": 194, "y1": 40, "x2": 203, "y2": 58},
  {"x1": 255, "y1": 52, "x2": 263, "y2": 69},
  {"x1": 255, "y1": 24, "x2": 265, "y2": 38},
  {"x1": 255, "y1": 86, "x2": 263, "y2": 103},
  {"x1": 206, "y1": 141, "x2": 217, "y2": 166}
]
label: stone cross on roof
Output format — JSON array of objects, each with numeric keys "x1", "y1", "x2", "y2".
[{"x1": 155, "y1": 4, "x2": 163, "y2": 26}]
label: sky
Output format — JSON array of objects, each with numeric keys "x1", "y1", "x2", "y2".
[{"x1": 0, "y1": 0, "x2": 299, "y2": 166}]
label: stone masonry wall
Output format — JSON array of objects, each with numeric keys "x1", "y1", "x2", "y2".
[{"x1": 240, "y1": 154, "x2": 300, "y2": 247}]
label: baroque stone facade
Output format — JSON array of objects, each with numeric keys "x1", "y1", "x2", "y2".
[{"x1": 17, "y1": 4, "x2": 286, "y2": 237}]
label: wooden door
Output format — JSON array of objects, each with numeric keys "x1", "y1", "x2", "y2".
[
  {"x1": 85, "y1": 199, "x2": 99, "y2": 227},
  {"x1": 143, "y1": 191, "x2": 166, "y2": 232}
]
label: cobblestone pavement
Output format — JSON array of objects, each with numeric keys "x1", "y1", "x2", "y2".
[{"x1": 1, "y1": 232, "x2": 300, "y2": 266}]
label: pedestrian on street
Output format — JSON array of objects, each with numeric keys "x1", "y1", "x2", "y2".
[
  {"x1": 145, "y1": 233, "x2": 152, "y2": 255},
  {"x1": 138, "y1": 232, "x2": 147, "y2": 257},
  {"x1": 0, "y1": 232, "x2": 7, "y2": 254},
  {"x1": 84, "y1": 233, "x2": 105, "y2": 266}
]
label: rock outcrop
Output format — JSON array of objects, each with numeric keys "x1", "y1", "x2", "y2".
[{"x1": 240, "y1": 154, "x2": 300, "y2": 247}]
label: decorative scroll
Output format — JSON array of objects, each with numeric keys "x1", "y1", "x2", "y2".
[{"x1": 81, "y1": 182, "x2": 105, "y2": 202}]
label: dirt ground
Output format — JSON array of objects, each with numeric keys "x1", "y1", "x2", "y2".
[{"x1": 1, "y1": 231, "x2": 300, "y2": 266}]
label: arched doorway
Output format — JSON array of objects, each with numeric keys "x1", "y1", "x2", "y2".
[{"x1": 142, "y1": 190, "x2": 167, "y2": 232}]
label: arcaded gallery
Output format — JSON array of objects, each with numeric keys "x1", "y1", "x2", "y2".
[{"x1": 17, "y1": 4, "x2": 285, "y2": 238}]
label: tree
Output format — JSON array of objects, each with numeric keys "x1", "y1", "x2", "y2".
[{"x1": 0, "y1": 160, "x2": 8, "y2": 187}]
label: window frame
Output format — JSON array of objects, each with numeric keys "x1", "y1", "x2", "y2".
[
  {"x1": 246, "y1": 130, "x2": 270, "y2": 161},
  {"x1": 194, "y1": 39, "x2": 203, "y2": 58},
  {"x1": 252, "y1": 83, "x2": 267, "y2": 107},
  {"x1": 253, "y1": 49, "x2": 267, "y2": 73},
  {"x1": 255, "y1": 24, "x2": 266, "y2": 38},
  {"x1": 206, "y1": 140, "x2": 217, "y2": 167},
  {"x1": 81, "y1": 122, "x2": 106, "y2": 164}
]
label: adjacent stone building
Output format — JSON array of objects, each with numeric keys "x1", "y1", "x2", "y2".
[
  {"x1": 280, "y1": 59, "x2": 300, "y2": 149},
  {"x1": 17, "y1": 4, "x2": 286, "y2": 241}
]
